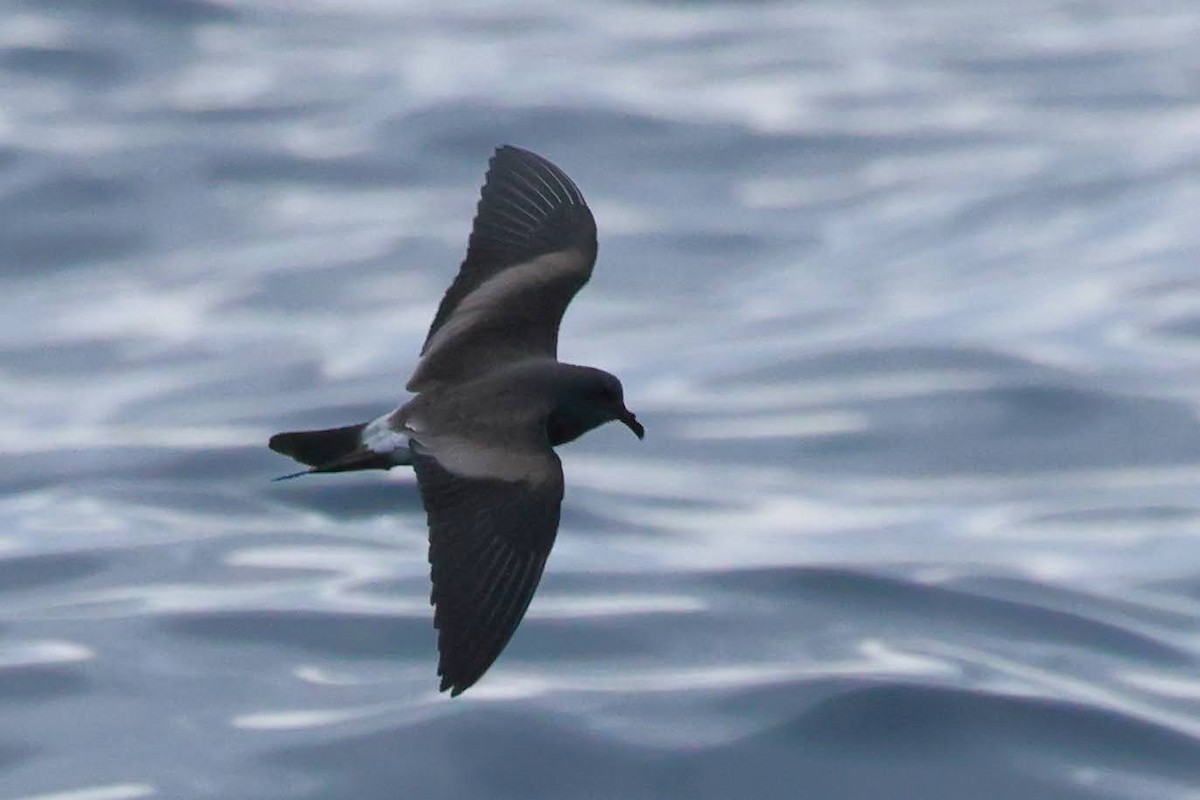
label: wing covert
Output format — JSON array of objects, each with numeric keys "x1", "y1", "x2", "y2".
[{"x1": 407, "y1": 146, "x2": 597, "y2": 391}]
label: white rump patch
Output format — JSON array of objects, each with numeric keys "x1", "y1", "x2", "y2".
[{"x1": 361, "y1": 413, "x2": 411, "y2": 455}]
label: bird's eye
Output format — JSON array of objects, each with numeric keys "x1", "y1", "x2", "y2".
[{"x1": 594, "y1": 383, "x2": 617, "y2": 402}]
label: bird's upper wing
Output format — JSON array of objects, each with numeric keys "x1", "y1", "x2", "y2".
[
  {"x1": 409, "y1": 434, "x2": 564, "y2": 696},
  {"x1": 406, "y1": 146, "x2": 597, "y2": 392}
]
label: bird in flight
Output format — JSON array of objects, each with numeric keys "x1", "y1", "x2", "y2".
[{"x1": 269, "y1": 145, "x2": 644, "y2": 696}]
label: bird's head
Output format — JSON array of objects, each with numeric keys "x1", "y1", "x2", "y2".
[
  {"x1": 586, "y1": 369, "x2": 645, "y2": 440},
  {"x1": 548, "y1": 367, "x2": 644, "y2": 446}
]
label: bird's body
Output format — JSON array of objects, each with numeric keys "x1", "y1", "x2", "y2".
[{"x1": 269, "y1": 146, "x2": 642, "y2": 695}]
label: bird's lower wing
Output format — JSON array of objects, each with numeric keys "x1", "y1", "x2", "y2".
[{"x1": 410, "y1": 441, "x2": 564, "y2": 696}]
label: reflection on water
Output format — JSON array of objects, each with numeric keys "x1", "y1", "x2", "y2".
[{"x1": 3, "y1": 0, "x2": 1200, "y2": 798}]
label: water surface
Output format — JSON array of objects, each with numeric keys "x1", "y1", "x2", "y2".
[{"x1": 3, "y1": 1, "x2": 1200, "y2": 798}]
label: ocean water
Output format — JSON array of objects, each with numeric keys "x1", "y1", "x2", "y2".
[{"x1": 3, "y1": 0, "x2": 1200, "y2": 797}]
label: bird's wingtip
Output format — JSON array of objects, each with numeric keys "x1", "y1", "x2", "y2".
[{"x1": 439, "y1": 673, "x2": 465, "y2": 697}]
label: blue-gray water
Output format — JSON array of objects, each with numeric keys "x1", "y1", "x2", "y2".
[{"x1": 3, "y1": 1, "x2": 1200, "y2": 798}]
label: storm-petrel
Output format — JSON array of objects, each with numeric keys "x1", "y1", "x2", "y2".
[{"x1": 269, "y1": 145, "x2": 644, "y2": 696}]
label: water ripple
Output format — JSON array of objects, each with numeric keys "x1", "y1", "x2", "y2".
[{"x1": 3, "y1": 0, "x2": 1200, "y2": 797}]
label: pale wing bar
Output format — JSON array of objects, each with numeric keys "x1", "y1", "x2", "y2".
[
  {"x1": 407, "y1": 146, "x2": 597, "y2": 391},
  {"x1": 420, "y1": 145, "x2": 594, "y2": 346}
]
